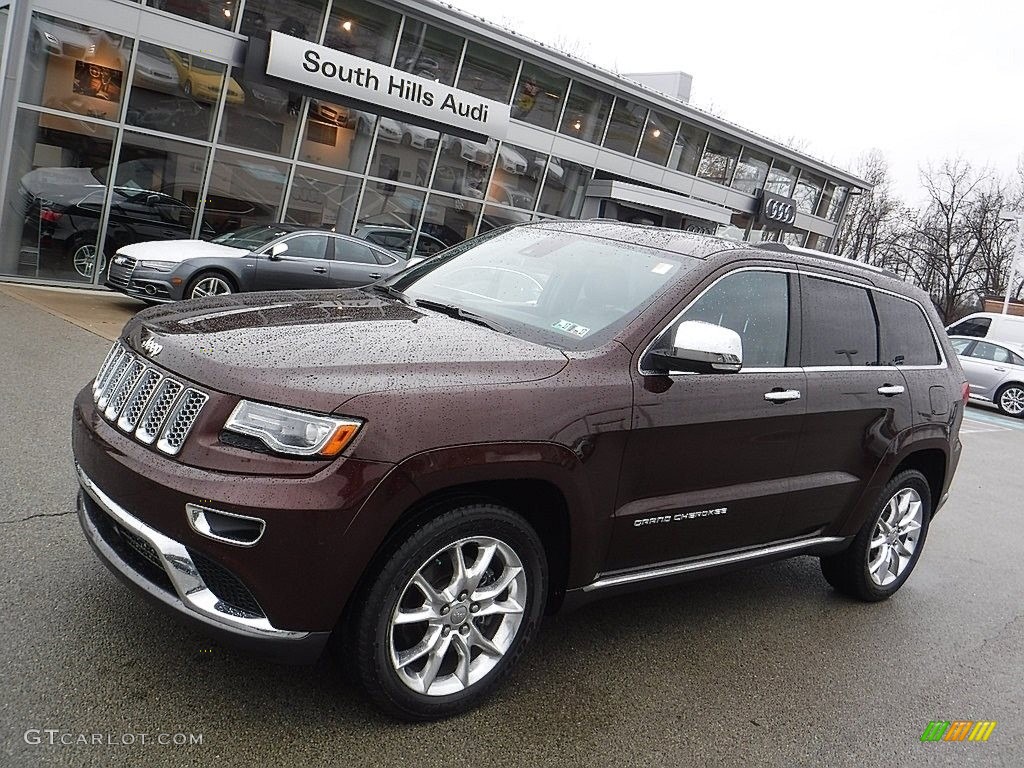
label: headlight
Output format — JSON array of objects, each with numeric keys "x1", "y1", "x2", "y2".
[
  {"x1": 139, "y1": 260, "x2": 177, "y2": 273},
  {"x1": 224, "y1": 401, "x2": 362, "y2": 457}
]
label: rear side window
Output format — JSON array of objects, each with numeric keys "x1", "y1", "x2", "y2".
[
  {"x1": 950, "y1": 338, "x2": 974, "y2": 355},
  {"x1": 874, "y1": 292, "x2": 940, "y2": 366},
  {"x1": 801, "y1": 276, "x2": 877, "y2": 366},
  {"x1": 334, "y1": 239, "x2": 378, "y2": 264},
  {"x1": 970, "y1": 341, "x2": 1018, "y2": 365},
  {"x1": 947, "y1": 317, "x2": 991, "y2": 338},
  {"x1": 679, "y1": 270, "x2": 789, "y2": 368}
]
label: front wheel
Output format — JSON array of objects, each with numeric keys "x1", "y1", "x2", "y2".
[
  {"x1": 995, "y1": 383, "x2": 1024, "y2": 418},
  {"x1": 185, "y1": 271, "x2": 235, "y2": 299},
  {"x1": 821, "y1": 470, "x2": 931, "y2": 601},
  {"x1": 348, "y1": 504, "x2": 547, "y2": 720}
]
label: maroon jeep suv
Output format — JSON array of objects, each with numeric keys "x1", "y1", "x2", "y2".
[{"x1": 73, "y1": 221, "x2": 966, "y2": 719}]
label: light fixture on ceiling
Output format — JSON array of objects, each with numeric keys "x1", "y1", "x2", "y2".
[
  {"x1": 573, "y1": 119, "x2": 582, "y2": 131},
  {"x1": 342, "y1": 20, "x2": 353, "y2": 32},
  {"x1": 652, "y1": 128, "x2": 661, "y2": 138}
]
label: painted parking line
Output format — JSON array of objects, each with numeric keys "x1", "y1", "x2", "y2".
[{"x1": 962, "y1": 407, "x2": 1024, "y2": 432}]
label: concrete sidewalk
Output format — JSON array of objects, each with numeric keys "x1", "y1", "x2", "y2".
[{"x1": 0, "y1": 283, "x2": 141, "y2": 341}]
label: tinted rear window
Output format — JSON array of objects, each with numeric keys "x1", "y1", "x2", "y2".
[
  {"x1": 801, "y1": 277, "x2": 878, "y2": 366},
  {"x1": 947, "y1": 317, "x2": 991, "y2": 338},
  {"x1": 874, "y1": 292, "x2": 940, "y2": 366}
]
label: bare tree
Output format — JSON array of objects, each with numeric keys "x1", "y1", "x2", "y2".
[{"x1": 835, "y1": 150, "x2": 907, "y2": 267}]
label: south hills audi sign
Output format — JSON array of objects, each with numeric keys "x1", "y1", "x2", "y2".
[
  {"x1": 757, "y1": 190, "x2": 798, "y2": 229},
  {"x1": 264, "y1": 31, "x2": 510, "y2": 140}
]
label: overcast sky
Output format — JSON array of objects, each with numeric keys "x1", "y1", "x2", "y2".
[{"x1": 444, "y1": 0, "x2": 1022, "y2": 203}]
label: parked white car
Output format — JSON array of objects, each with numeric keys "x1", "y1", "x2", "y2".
[{"x1": 946, "y1": 312, "x2": 1024, "y2": 346}]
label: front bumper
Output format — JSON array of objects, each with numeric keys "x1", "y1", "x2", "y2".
[
  {"x1": 77, "y1": 465, "x2": 330, "y2": 663},
  {"x1": 105, "y1": 272, "x2": 180, "y2": 303}
]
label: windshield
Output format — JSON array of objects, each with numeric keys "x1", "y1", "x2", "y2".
[
  {"x1": 212, "y1": 225, "x2": 293, "y2": 249},
  {"x1": 389, "y1": 226, "x2": 699, "y2": 349}
]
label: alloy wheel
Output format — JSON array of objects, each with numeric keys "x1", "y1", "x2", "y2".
[
  {"x1": 868, "y1": 488, "x2": 923, "y2": 586},
  {"x1": 999, "y1": 386, "x2": 1024, "y2": 416},
  {"x1": 190, "y1": 277, "x2": 232, "y2": 298},
  {"x1": 73, "y1": 244, "x2": 104, "y2": 279},
  {"x1": 388, "y1": 536, "x2": 527, "y2": 697}
]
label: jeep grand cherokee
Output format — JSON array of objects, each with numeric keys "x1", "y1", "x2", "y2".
[{"x1": 72, "y1": 221, "x2": 966, "y2": 720}]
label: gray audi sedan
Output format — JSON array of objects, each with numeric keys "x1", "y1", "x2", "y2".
[
  {"x1": 950, "y1": 335, "x2": 1024, "y2": 417},
  {"x1": 105, "y1": 224, "x2": 409, "y2": 303}
]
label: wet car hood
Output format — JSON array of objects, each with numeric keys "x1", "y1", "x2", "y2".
[{"x1": 124, "y1": 289, "x2": 568, "y2": 413}]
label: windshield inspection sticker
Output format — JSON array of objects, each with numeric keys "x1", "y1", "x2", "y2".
[
  {"x1": 552, "y1": 319, "x2": 591, "y2": 337},
  {"x1": 651, "y1": 262, "x2": 674, "y2": 275}
]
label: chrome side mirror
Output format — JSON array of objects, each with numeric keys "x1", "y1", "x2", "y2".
[{"x1": 648, "y1": 320, "x2": 743, "y2": 374}]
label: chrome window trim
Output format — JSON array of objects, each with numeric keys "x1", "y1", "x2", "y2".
[{"x1": 637, "y1": 263, "x2": 949, "y2": 377}]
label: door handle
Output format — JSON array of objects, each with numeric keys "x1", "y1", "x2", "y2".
[
  {"x1": 993, "y1": 367, "x2": 1006, "y2": 373},
  {"x1": 312, "y1": 266, "x2": 328, "y2": 274},
  {"x1": 877, "y1": 384, "x2": 905, "y2": 396},
  {"x1": 367, "y1": 273, "x2": 382, "y2": 279},
  {"x1": 764, "y1": 389, "x2": 801, "y2": 403}
]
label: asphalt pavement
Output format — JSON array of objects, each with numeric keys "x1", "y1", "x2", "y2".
[{"x1": 1, "y1": 289, "x2": 1022, "y2": 767}]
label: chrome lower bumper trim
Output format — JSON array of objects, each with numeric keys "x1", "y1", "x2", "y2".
[
  {"x1": 583, "y1": 536, "x2": 846, "y2": 592},
  {"x1": 76, "y1": 464, "x2": 308, "y2": 640}
]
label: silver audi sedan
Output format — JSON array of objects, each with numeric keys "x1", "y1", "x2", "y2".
[{"x1": 950, "y1": 335, "x2": 1024, "y2": 417}]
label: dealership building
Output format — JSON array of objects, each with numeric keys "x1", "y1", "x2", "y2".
[{"x1": 0, "y1": 0, "x2": 868, "y2": 288}]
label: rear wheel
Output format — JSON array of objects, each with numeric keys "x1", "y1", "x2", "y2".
[
  {"x1": 995, "y1": 383, "x2": 1024, "y2": 418},
  {"x1": 185, "y1": 271, "x2": 235, "y2": 299},
  {"x1": 348, "y1": 504, "x2": 547, "y2": 720},
  {"x1": 70, "y1": 240, "x2": 105, "y2": 279},
  {"x1": 821, "y1": 470, "x2": 931, "y2": 601}
]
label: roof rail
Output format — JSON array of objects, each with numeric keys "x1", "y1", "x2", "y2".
[{"x1": 753, "y1": 242, "x2": 891, "y2": 275}]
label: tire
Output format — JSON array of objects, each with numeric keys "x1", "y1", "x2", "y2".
[
  {"x1": 995, "y1": 383, "x2": 1024, "y2": 418},
  {"x1": 347, "y1": 504, "x2": 547, "y2": 721},
  {"x1": 821, "y1": 469, "x2": 931, "y2": 602},
  {"x1": 185, "y1": 271, "x2": 236, "y2": 300},
  {"x1": 67, "y1": 238, "x2": 105, "y2": 280}
]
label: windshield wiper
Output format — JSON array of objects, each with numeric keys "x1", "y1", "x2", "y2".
[
  {"x1": 413, "y1": 299, "x2": 510, "y2": 334},
  {"x1": 367, "y1": 283, "x2": 412, "y2": 305}
]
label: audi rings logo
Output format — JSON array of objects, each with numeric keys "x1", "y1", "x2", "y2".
[
  {"x1": 763, "y1": 198, "x2": 796, "y2": 224},
  {"x1": 759, "y1": 192, "x2": 798, "y2": 228}
]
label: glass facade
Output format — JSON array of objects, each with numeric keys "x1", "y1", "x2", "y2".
[{"x1": 0, "y1": 0, "x2": 858, "y2": 287}]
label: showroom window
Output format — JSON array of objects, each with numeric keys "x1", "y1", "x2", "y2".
[
  {"x1": 298, "y1": 99, "x2": 375, "y2": 174},
  {"x1": 637, "y1": 111, "x2": 679, "y2": 166},
  {"x1": 203, "y1": 150, "x2": 288, "y2": 236},
  {"x1": 716, "y1": 211, "x2": 751, "y2": 241},
  {"x1": 456, "y1": 41, "x2": 518, "y2": 103},
  {"x1": 488, "y1": 143, "x2": 544, "y2": 211},
  {"x1": 782, "y1": 231, "x2": 807, "y2": 247},
  {"x1": 0, "y1": 109, "x2": 116, "y2": 283},
  {"x1": 240, "y1": 0, "x2": 326, "y2": 44},
  {"x1": 285, "y1": 167, "x2": 362, "y2": 234},
  {"x1": 369, "y1": 120, "x2": 438, "y2": 188},
  {"x1": 538, "y1": 158, "x2": 592, "y2": 218},
  {"x1": 220, "y1": 65, "x2": 300, "y2": 156},
  {"x1": 22, "y1": 13, "x2": 132, "y2": 124},
  {"x1": 420, "y1": 193, "x2": 482, "y2": 251},
  {"x1": 697, "y1": 133, "x2": 741, "y2": 187},
  {"x1": 765, "y1": 160, "x2": 798, "y2": 197},
  {"x1": 432, "y1": 133, "x2": 495, "y2": 200},
  {"x1": 325, "y1": 0, "x2": 401, "y2": 64},
  {"x1": 511, "y1": 61, "x2": 568, "y2": 131},
  {"x1": 110, "y1": 132, "x2": 210, "y2": 249},
  {"x1": 126, "y1": 43, "x2": 221, "y2": 141},
  {"x1": 479, "y1": 204, "x2": 531, "y2": 235},
  {"x1": 820, "y1": 183, "x2": 848, "y2": 221},
  {"x1": 148, "y1": 0, "x2": 234, "y2": 30},
  {"x1": 558, "y1": 81, "x2": 612, "y2": 145},
  {"x1": 794, "y1": 171, "x2": 824, "y2": 214},
  {"x1": 670, "y1": 121, "x2": 708, "y2": 176},
  {"x1": 603, "y1": 98, "x2": 647, "y2": 155},
  {"x1": 395, "y1": 19, "x2": 463, "y2": 85},
  {"x1": 732, "y1": 147, "x2": 771, "y2": 195},
  {"x1": 357, "y1": 183, "x2": 426, "y2": 236}
]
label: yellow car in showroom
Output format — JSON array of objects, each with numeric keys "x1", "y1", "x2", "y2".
[{"x1": 164, "y1": 49, "x2": 244, "y2": 105}]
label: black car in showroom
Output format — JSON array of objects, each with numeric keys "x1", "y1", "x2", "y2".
[{"x1": 105, "y1": 224, "x2": 410, "y2": 302}]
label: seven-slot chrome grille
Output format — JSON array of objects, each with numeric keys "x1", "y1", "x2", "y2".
[
  {"x1": 106, "y1": 254, "x2": 137, "y2": 289},
  {"x1": 92, "y1": 342, "x2": 208, "y2": 456}
]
